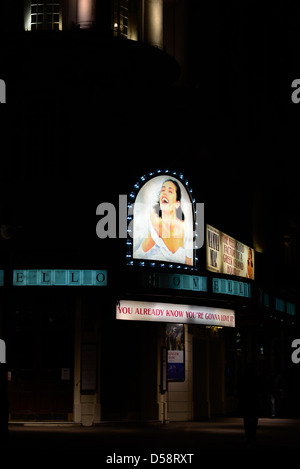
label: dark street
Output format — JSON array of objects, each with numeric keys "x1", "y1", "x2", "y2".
[{"x1": 3, "y1": 418, "x2": 300, "y2": 456}]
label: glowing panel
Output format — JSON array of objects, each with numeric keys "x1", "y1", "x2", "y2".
[
  {"x1": 13, "y1": 269, "x2": 107, "y2": 286},
  {"x1": 117, "y1": 300, "x2": 235, "y2": 328}
]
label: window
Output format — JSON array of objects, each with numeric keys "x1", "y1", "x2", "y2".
[
  {"x1": 30, "y1": 1, "x2": 62, "y2": 31},
  {"x1": 113, "y1": 0, "x2": 128, "y2": 38}
]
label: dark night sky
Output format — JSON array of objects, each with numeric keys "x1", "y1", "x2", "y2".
[{"x1": 0, "y1": 1, "x2": 299, "y2": 290}]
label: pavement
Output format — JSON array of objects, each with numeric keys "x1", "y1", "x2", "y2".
[{"x1": 1, "y1": 418, "x2": 300, "y2": 462}]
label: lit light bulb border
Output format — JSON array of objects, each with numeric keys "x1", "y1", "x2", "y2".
[{"x1": 126, "y1": 169, "x2": 199, "y2": 271}]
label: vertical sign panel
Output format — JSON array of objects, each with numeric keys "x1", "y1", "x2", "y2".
[
  {"x1": 166, "y1": 324, "x2": 185, "y2": 381},
  {"x1": 206, "y1": 224, "x2": 255, "y2": 279}
]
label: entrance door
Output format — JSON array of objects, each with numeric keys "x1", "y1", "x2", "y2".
[
  {"x1": 193, "y1": 338, "x2": 209, "y2": 419},
  {"x1": 193, "y1": 335, "x2": 225, "y2": 419},
  {"x1": 101, "y1": 321, "x2": 158, "y2": 421},
  {"x1": 7, "y1": 292, "x2": 74, "y2": 421}
]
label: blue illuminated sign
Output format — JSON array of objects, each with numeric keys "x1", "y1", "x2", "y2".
[
  {"x1": 13, "y1": 270, "x2": 107, "y2": 286},
  {"x1": 287, "y1": 302, "x2": 296, "y2": 316},
  {"x1": 275, "y1": 297, "x2": 285, "y2": 313},
  {"x1": 147, "y1": 272, "x2": 207, "y2": 292},
  {"x1": 212, "y1": 278, "x2": 251, "y2": 298},
  {"x1": 144, "y1": 273, "x2": 252, "y2": 298}
]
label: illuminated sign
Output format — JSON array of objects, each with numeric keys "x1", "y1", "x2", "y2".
[
  {"x1": 206, "y1": 224, "x2": 255, "y2": 279},
  {"x1": 117, "y1": 300, "x2": 235, "y2": 328},
  {"x1": 146, "y1": 272, "x2": 207, "y2": 291},
  {"x1": 287, "y1": 302, "x2": 296, "y2": 316},
  {"x1": 128, "y1": 170, "x2": 204, "y2": 269},
  {"x1": 141, "y1": 272, "x2": 251, "y2": 298},
  {"x1": 275, "y1": 297, "x2": 285, "y2": 313},
  {"x1": 0, "y1": 271, "x2": 4, "y2": 286},
  {"x1": 212, "y1": 278, "x2": 251, "y2": 298},
  {"x1": 13, "y1": 270, "x2": 107, "y2": 286},
  {"x1": 166, "y1": 324, "x2": 185, "y2": 381}
]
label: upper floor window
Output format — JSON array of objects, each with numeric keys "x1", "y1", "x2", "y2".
[
  {"x1": 23, "y1": 0, "x2": 162, "y2": 49},
  {"x1": 27, "y1": 1, "x2": 62, "y2": 31},
  {"x1": 112, "y1": 0, "x2": 129, "y2": 39}
]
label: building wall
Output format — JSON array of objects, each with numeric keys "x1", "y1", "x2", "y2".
[
  {"x1": 22, "y1": 0, "x2": 164, "y2": 48},
  {"x1": 73, "y1": 295, "x2": 101, "y2": 426},
  {"x1": 167, "y1": 325, "x2": 193, "y2": 421}
]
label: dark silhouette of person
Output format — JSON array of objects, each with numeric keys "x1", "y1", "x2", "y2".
[{"x1": 239, "y1": 364, "x2": 260, "y2": 441}]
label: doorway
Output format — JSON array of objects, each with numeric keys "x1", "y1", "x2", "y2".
[
  {"x1": 193, "y1": 334, "x2": 225, "y2": 420},
  {"x1": 101, "y1": 321, "x2": 158, "y2": 420},
  {"x1": 6, "y1": 291, "x2": 74, "y2": 421}
]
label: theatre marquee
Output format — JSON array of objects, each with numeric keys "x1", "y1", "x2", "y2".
[{"x1": 117, "y1": 300, "x2": 235, "y2": 328}]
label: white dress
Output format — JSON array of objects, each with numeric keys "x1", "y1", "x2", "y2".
[{"x1": 134, "y1": 222, "x2": 193, "y2": 265}]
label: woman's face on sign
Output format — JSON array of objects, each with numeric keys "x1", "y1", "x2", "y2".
[{"x1": 159, "y1": 181, "x2": 180, "y2": 214}]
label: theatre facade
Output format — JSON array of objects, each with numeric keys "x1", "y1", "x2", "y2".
[{"x1": 0, "y1": 170, "x2": 298, "y2": 425}]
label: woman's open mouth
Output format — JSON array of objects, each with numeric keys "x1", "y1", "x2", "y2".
[{"x1": 161, "y1": 196, "x2": 169, "y2": 204}]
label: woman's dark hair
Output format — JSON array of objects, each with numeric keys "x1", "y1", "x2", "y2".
[
  {"x1": 247, "y1": 248, "x2": 253, "y2": 267},
  {"x1": 153, "y1": 179, "x2": 185, "y2": 221}
]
